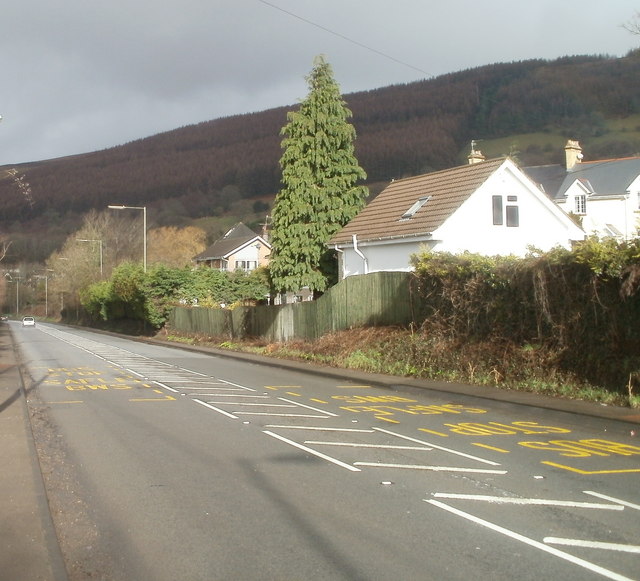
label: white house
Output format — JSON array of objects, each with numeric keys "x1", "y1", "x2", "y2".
[
  {"x1": 329, "y1": 156, "x2": 584, "y2": 279},
  {"x1": 524, "y1": 141, "x2": 640, "y2": 240},
  {"x1": 193, "y1": 223, "x2": 271, "y2": 272}
]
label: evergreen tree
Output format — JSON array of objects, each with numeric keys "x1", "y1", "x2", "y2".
[{"x1": 269, "y1": 55, "x2": 368, "y2": 293}]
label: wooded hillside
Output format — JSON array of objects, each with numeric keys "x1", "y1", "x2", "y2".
[{"x1": 2, "y1": 51, "x2": 640, "y2": 263}]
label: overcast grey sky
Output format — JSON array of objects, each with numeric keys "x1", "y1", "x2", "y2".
[{"x1": 1, "y1": 0, "x2": 637, "y2": 166}]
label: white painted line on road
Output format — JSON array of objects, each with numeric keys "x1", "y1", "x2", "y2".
[
  {"x1": 234, "y1": 412, "x2": 330, "y2": 418},
  {"x1": 263, "y1": 430, "x2": 361, "y2": 472},
  {"x1": 196, "y1": 393, "x2": 269, "y2": 398},
  {"x1": 209, "y1": 402, "x2": 296, "y2": 408},
  {"x1": 179, "y1": 386, "x2": 247, "y2": 391},
  {"x1": 192, "y1": 398, "x2": 238, "y2": 419},
  {"x1": 124, "y1": 368, "x2": 145, "y2": 378},
  {"x1": 584, "y1": 491, "x2": 640, "y2": 511},
  {"x1": 544, "y1": 538, "x2": 640, "y2": 553},
  {"x1": 356, "y1": 463, "x2": 507, "y2": 474},
  {"x1": 153, "y1": 381, "x2": 178, "y2": 393},
  {"x1": 219, "y1": 379, "x2": 256, "y2": 390},
  {"x1": 373, "y1": 427, "x2": 502, "y2": 466},
  {"x1": 431, "y1": 493, "x2": 624, "y2": 510},
  {"x1": 278, "y1": 397, "x2": 339, "y2": 417},
  {"x1": 265, "y1": 425, "x2": 375, "y2": 433},
  {"x1": 305, "y1": 441, "x2": 432, "y2": 451},
  {"x1": 149, "y1": 378, "x2": 218, "y2": 383},
  {"x1": 426, "y1": 499, "x2": 635, "y2": 581},
  {"x1": 186, "y1": 392, "x2": 250, "y2": 397}
]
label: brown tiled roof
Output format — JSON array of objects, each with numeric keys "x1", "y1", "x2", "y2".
[{"x1": 330, "y1": 158, "x2": 506, "y2": 245}]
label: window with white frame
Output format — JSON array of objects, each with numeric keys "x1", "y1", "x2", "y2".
[
  {"x1": 574, "y1": 193, "x2": 587, "y2": 215},
  {"x1": 234, "y1": 260, "x2": 257, "y2": 271}
]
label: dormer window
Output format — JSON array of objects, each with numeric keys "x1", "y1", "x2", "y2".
[
  {"x1": 400, "y1": 196, "x2": 430, "y2": 220},
  {"x1": 574, "y1": 194, "x2": 587, "y2": 215}
]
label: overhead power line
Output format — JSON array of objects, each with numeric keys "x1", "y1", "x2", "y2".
[{"x1": 256, "y1": 0, "x2": 430, "y2": 77}]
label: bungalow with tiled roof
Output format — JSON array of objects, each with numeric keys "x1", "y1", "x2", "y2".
[
  {"x1": 328, "y1": 156, "x2": 584, "y2": 279},
  {"x1": 524, "y1": 141, "x2": 640, "y2": 240},
  {"x1": 193, "y1": 222, "x2": 271, "y2": 272}
]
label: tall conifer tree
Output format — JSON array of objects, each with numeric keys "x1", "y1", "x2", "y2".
[{"x1": 269, "y1": 55, "x2": 368, "y2": 293}]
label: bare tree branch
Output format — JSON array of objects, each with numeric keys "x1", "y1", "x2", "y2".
[{"x1": 623, "y1": 11, "x2": 640, "y2": 35}]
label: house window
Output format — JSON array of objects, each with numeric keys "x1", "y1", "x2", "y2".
[
  {"x1": 506, "y1": 205, "x2": 519, "y2": 227},
  {"x1": 574, "y1": 194, "x2": 586, "y2": 215},
  {"x1": 235, "y1": 260, "x2": 257, "y2": 271},
  {"x1": 492, "y1": 195, "x2": 503, "y2": 225},
  {"x1": 400, "y1": 196, "x2": 431, "y2": 220}
]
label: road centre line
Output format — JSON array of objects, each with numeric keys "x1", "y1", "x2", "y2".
[
  {"x1": 278, "y1": 397, "x2": 339, "y2": 417},
  {"x1": 265, "y1": 425, "x2": 375, "y2": 433},
  {"x1": 426, "y1": 499, "x2": 634, "y2": 581},
  {"x1": 373, "y1": 427, "x2": 501, "y2": 466},
  {"x1": 431, "y1": 493, "x2": 624, "y2": 511},
  {"x1": 192, "y1": 399, "x2": 238, "y2": 419},
  {"x1": 544, "y1": 538, "x2": 640, "y2": 553},
  {"x1": 263, "y1": 430, "x2": 361, "y2": 472},
  {"x1": 305, "y1": 441, "x2": 432, "y2": 451},
  {"x1": 357, "y1": 463, "x2": 507, "y2": 474},
  {"x1": 584, "y1": 491, "x2": 640, "y2": 511}
]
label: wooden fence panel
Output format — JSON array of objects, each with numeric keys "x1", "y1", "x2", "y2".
[{"x1": 168, "y1": 272, "x2": 415, "y2": 342}]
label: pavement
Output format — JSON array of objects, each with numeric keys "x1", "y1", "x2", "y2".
[
  {"x1": 0, "y1": 323, "x2": 68, "y2": 581},
  {"x1": 1, "y1": 322, "x2": 639, "y2": 581}
]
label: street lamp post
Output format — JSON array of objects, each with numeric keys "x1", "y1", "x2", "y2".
[
  {"x1": 108, "y1": 205, "x2": 147, "y2": 272},
  {"x1": 13, "y1": 276, "x2": 20, "y2": 315},
  {"x1": 76, "y1": 238, "x2": 103, "y2": 276}
]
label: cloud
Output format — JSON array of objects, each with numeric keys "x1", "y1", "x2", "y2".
[{"x1": 0, "y1": 0, "x2": 636, "y2": 165}]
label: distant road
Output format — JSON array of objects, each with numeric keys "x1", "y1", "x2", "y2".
[{"x1": 13, "y1": 321, "x2": 640, "y2": 581}]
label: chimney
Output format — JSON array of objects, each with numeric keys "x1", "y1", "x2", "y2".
[
  {"x1": 468, "y1": 140, "x2": 485, "y2": 164},
  {"x1": 565, "y1": 140, "x2": 583, "y2": 170}
]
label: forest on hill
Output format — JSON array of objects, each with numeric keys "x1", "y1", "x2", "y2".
[{"x1": 1, "y1": 50, "x2": 640, "y2": 264}]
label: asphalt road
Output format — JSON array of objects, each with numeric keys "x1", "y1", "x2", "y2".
[{"x1": 12, "y1": 321, "x2": 640, "y2": 581}]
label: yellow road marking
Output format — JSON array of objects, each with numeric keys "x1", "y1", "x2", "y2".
[
  {"x1": 38, "y1": 400, "x2": 84, "y2": 404},
  {"x1": 310, "y1": 398, "x2": 328, "y2": 404},
  {"x1": 419, "y1": 428, "x2": 448, "y2": 437},
  {"x1": 336, "y1": 385, "x2": 370, "y2": 389},
  {"x1": 286, "y1": 392, "x2": 301, "y2": 397},
  {"x1": 472, "y1": 443, "x2": 510, "y2": 453},
  {"x1": 129, "y1": 395, "x2": 176, "y2": 402},
  {"x1": 542, "y1": 461, "x2": 640, "y2": 475},
  {"x1": 377, "y1": 416, "x2": 400, "y2": 423}
]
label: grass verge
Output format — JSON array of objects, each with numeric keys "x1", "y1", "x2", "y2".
[{"x1": 158, "y1": 326, "x2": 637, "y2": 408}]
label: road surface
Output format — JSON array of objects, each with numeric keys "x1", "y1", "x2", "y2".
[{"x1": 12, "y1": 321, "x2": 640, "y2": 580}]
